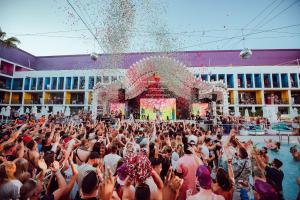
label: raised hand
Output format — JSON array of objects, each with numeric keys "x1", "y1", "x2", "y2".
[
  {"x1": 163, "y1": 168, "x2": 183, "y2": 200},
  {"x1": 99, "y1": 168, "x2": 116, "y2": 200},
  {"x1": 38, "y1": 159, "x2": 47, "y2": 171}
]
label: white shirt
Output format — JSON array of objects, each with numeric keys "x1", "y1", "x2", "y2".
[{"x1": 104, "y1": 153, "x2": 121, "y2": 175}]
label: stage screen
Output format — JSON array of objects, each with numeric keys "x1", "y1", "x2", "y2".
[
  {"x1": 191, "y1": 103, "x2": 209, "y2": 116},
  {"x1": 140, "y1": 98, "x2": 176, "y2": 120},
  {"x1": 110, "y1": 103, "x2": 125, "y2": 116}
]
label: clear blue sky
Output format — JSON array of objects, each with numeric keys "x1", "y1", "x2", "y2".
[{"x1": 1, "y1": 0, "x2": 300, "y2": 56}]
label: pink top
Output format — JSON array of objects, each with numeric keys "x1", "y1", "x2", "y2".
[{"x1": 176, "y1": 154, "x2": 199, "y2": 200}]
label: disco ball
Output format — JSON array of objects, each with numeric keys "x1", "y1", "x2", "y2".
[
  {"x1": 90, "y1": 52, "x2": 98, "y2": 61},
  {"x1": 239, "y1": 48, "x2": 252, "y2": 59}
]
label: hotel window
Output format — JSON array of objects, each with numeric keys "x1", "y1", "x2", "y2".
[
  {"x1": 12, "y1": 78, "x2": 23, "y2": 90},
  {"x1": 44, "y1": 77, "x2": 50, "y2": 90},
  {"x1": 37, "y1": 78, "x2": 43, "y2": 90},
  {"x1": 111, "y1": 76, "x2": 118, "y2": 82},
  {"x1": 51, "y1": 77, "x2": 57, "y2": 90},
  {"x1": 263, "y1": 74, "x2": 271, "y2": 88},
  {"x1": 79, "y1": 77, "x2": 85, "y2": 89},
  {"x1": 281, "y1": 74, "x2": 288, "y2": 88},
  {"x1": 272, "y1": 74, "x2": 280, "y2": 88},
  {"x1": 103, "y1": 76, "x2": 109, "y2": 83},
  {"x1": 201, "y1": 74, "x2": 208, "y2": 81},
  {"x1": 254, "y1": 74, "x2": 262, "y2": 88},
  {"x1": 65, "y1": 77, "x2": 71, "y2": 90},
  {"x1": 210, "y1": 74, "x2": 217, "y2": 81},
  {"x1": 31, "y1": 78, "x2": 36, "y2": 90},
  {"x1": 88, "y1": 77, "x2": 95, "y2": 89},
  {"x1": 290, "y1": 73, "x2": 298, "y2": 88},
  {"x1": 238, "y1": 74, "x2": 245, "y2": 88},
  {"x1": 72, "y1": 77, "x2": 78, "y2": 89},
  {"x1": 96, "y1": 76, "x2": 102, "y2": 83},
  {"x1": 246, "y1": 74, "x2": 253, "y2": 88},
  {"x1": 58, "y1": 77, "x2": 64, "y2": 90},
  {"x1": 0, "y1": 76, "x2": 12, "y2": 90},
  {"x1": 227, "y1": 74, "x2": 234, "y2": 88},
  {"x1": 24, "y1": 77, "x2": 30, "y2": 90},
  {"x1": 218, "y1": 74, "x2": 225, "y2": 83}
]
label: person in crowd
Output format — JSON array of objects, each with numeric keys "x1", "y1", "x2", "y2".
[
  {"x1": 290, "y1": 145, "x2": 300, "y2": 161},
  {"x1": 187, "y1": 165, "x2": 225, "y2": 200}
]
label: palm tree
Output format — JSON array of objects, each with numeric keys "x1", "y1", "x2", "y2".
[{"x1": 0, "y1": 28, "x2": 20, "y2": 48}]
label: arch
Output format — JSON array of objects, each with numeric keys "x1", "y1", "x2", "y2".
[{"x1": 92, "y1": 56, "x2": 228, "y2": 118}]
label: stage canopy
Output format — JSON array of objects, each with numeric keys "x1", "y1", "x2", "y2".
[{"x1": 92, "y1": 56, "x2": 229, "y2": 117}]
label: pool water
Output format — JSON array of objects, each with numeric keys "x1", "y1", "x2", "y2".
[
  {"x1": 271, "y1": 123, "x2": 293, "y2": 131},
  {"x1": 257, "y1": 143, "x2": 299, "y2": 200}
]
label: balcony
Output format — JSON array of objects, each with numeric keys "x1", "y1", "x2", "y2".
[
  {"x1": 11, "y1": 92, "x2": 23, "y2": 104},
  {"x1": 66, "y1": 99, "x2": 84, "y2": 105},
  {"x1": 44, "y1": 92, "x2": 64, "y2": 104},
  {"x1": 0, "y1": 91, "x2": 10, "y2": 104},
  {"x1": 238, "y1": 91, "x2": 262, "y2": 105},
  {"x1": 264, "y1": 91, "x2": 289, "y2": 105}
]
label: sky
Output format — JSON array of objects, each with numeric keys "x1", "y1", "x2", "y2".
[{"x1": 1, "y1": 0, "x2": 300, "y2": 56}]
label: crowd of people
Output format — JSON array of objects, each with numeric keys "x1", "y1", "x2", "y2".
[{"x1": 0, "y1": 112, "x2": 299, "y2": 200}]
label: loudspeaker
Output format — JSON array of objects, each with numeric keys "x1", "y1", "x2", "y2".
[
  {"x1": 191, "y1": 88, "x2": 199, "y2": 102},
  {"x1": 118, "y1": 88, "x2": 125, "y2": 102},
  {"x1": 212, "y1": 94, "x2": 217, "y2": 102}
]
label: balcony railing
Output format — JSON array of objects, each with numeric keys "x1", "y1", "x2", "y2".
[
  {"x1": 65, "y1": 99, "x2": 84, "y2": 105},
  {"x1": 24, "y1": 99, "x2": 42, "y2": 104},
  {"x1": 11, "y1": 99, "x2": 22, "y2": 104},
  {"x1": 0, "y1": 99, "x2": 10, "y2": 104},
  {"x1": 265, "y1": 98, "x2": 289, "y2": 105},
  {"x1": 45, "y1": 98, "x2": 64, "y2": 104}
]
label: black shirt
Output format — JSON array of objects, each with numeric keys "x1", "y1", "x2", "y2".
[{"x1": 265, "y1": 166, "x2": 284, "y2": 191}]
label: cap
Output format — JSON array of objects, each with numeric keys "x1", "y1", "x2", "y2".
[
  {"x1": 187, "y1": 135, "x2": 198, "y2": 145},
  {"x1": 196, "y1": 165, "x2": 212, "y2": 189}
]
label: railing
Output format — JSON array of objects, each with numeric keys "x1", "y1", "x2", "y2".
[
  {"x1": 11, "y1": 99, "x2": 22, "y2": 104},
  {"x1": 45, "y1": 98, "x2": 64, "y2": 104},
  {"x1": 0, "y1": 99, "x2": 10, "y2": 104},
  {"x1": 265, "y1": 98, "x2": 289, "y2": 105},
  {"x1": 24, "y1": 99, "x2": 42, "y2": 104},
  {"x1": 65, "y1": 99, "x2": 84, "y2": 105}
]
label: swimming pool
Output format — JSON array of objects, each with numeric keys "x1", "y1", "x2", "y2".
[{"x1": 256, "y1": 143, "x2": 299, "y2": 200}]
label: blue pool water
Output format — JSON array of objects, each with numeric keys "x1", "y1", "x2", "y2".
[{"x1": 257, "y1": 143, "x2": 299, "y2": 200}]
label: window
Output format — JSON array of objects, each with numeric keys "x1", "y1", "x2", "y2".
[
  {"x1": 66, "y1": 77, "x2": 71, "y2": 90},
  {"x1": 24, "y1": 77, "x2": 30, "y2": 90},
  {"x1": 254, "y1": 74, "x2": 262, "y2": 88},
  {"x1": 272, "y1": 74, "x2": 280, "y2": 88},
  {"x1": 37, "y1": 78, "x2": 43, "y2": 90},
  {"x1": 281, "y1": 74, "x2": 288, "y2": 88},
  {"x1": 88, "y1": 76, "x2": 95, "y2": 89},
  {"x1": 263, "y1": 74, "x2": 271, "y2": 88},
  {"x1": 111, "y1": 76, "x2": 118, "y2": 82},
  {"x1": 51, "y1": 77, "x2": 57, "y2": 90},
  {"x1": 246, "y1": 74, "x2": 253, "y2": 88},
  {"x1": 31, "y1": 78, "x2": 36, "y2": 90},
  {"x1": 201, "y1": 74, "x2": 208, "y2": 81},
  {"x1": 72, "y1": 77, "x2": 78, "y2": 89},
  {"x1": 290, "y1": 73, "x2": 298, "y2": 88},
  {"x1": 210, "y1": 74, "x2": 217, "y2": 81},
  {"x1": 103, "y1": 76, "x2": 109, "y2": 83},
  {"x1": 227, "y1": 74, "x2": 234, "y2": 88},
  {"x1": 218, "y1": 74, "x2": 225, "y2": 83},
  {"x1": 44, "y1": 77, "x2": 50, "y2": 90},
  {"x1": 58, "y1": 77, "x2": 64, "y2": 90},
  {"x1": 238, "y1": 74, "x2": 245, "y2": 88},
  {"x1": 79, "y1": 77, "x2": 85, "y2": 89},
  {"x1": 12, "y1": 78, "x2": 23, "y2": 90},
  {"x1": 96, "y1": 76, "x2": 102, "y2": 83}
]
